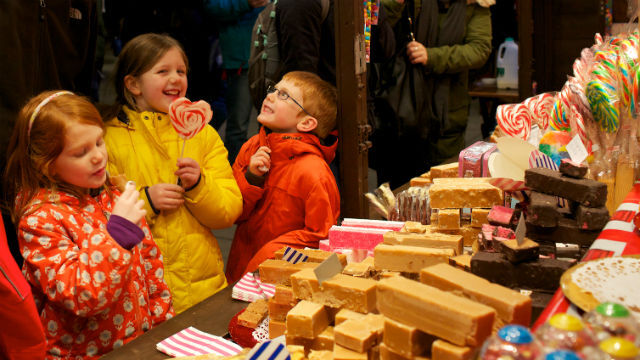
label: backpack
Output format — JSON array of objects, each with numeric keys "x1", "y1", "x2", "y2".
[{"x1": 248, "y1": 0, "x2": 330, "y2": 111}]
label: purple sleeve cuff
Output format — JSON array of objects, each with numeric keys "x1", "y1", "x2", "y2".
[{"x1": 107, "y1": 215, "x2": 144, "y2": 250}]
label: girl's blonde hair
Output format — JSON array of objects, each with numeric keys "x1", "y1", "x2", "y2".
[
  {"x1": 102, "y1": 33, "x2": 189, "y2": 120},
  {"x1": 3, "y1": 91, "x2": 107, "y2": 222}
]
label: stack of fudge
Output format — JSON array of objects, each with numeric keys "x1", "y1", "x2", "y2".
[
  {"x1": 255, "y1": 244, "x2": 531, "y2": 360},
  {"x1": 525, "y1": 161, "x2": 609, "y2": 256}
]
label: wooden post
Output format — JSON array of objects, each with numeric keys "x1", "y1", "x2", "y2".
[{"x1": 334, "y1": 1, "x2": 369, "y2": 218}]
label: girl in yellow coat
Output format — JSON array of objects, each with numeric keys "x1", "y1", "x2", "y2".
[{"x1": 103, "y1": 33, "x2": 243, "y2": 313}]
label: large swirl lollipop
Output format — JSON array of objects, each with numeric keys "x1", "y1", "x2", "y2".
[
  {"x1": 497, "y1": 103, "x2": 532, "y2": 140},
  {"x1": 169, "y1": 97, "x2": 213, "y2": 156},
  {"x1": 524, "y1": 92, "x2": 554, "y2": 131}
]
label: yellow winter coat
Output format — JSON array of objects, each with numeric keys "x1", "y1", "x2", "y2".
[{"x1": 104, "y1": 106, "x2": 243, "y2": 313}]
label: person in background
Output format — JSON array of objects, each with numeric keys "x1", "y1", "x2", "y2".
[
  {"x1": 3, "y1": 91, "x2": 173, "y2": 359},
  {"x1": 205, "y1": 0, "x2": 268, "y2": 164},
  {"x1": 0, "y1": 0, "x2": 98, "y2": 268},
  {"x1": 226, "y1": 71, "x2": 340, "y2": 284},
  {"x1": 0, "y1": 214, "x2": 47, "y2": 360},
  {"x1": 103, "y1": 34, "x2": 242, "y2": 312},
  {"x1": 372, "y1": 0, "x2": 491, "y2": 189}
]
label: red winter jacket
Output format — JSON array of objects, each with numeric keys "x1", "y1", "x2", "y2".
[
  {"x1": 17, "y1": 188, "x2": 174, "y2": 359},
  {"x1": 0, "y1": 216, "x2": 47, "y2": 359},
  {"x1": 226, "y1": 128, "x2": 340, "y2": 283}
]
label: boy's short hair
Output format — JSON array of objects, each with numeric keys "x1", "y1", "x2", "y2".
[{"x1": 281, "y1": 71, "x2": 337, "y2": 139}]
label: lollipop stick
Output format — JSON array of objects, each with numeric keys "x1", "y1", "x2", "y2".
[{"x1": 177, "y1": 139, "x2": 187, "y2": 185}]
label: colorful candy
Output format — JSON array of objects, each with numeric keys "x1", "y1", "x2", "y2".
[
  {"x1": 497, "y1": 103, "x2": 532, "y2": 140},
  {"x1": 524, "y1": 92, "x2": 554, "y2": 130},
  {"x1": 169, "y1": 97, "x2": 212, "y2": 140},
  {"x1": 587, "y1": 80, "x2": 620, "y2": 133}
]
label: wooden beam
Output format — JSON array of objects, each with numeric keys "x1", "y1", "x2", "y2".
[{"x1": 334, "y1": 0, "x2": 369, "y2": 218}]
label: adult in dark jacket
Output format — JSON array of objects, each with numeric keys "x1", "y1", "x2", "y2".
[
  {"x1": 0, "y1": 0, "x2": 97, "y2": 266},
  {"x1": 371, "y1": 0, "x2": 491, "y2": 189}
]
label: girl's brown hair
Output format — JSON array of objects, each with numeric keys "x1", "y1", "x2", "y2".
[
  {"x1": 102, "y1": 33, "x2": 189, "y2": 121},
  {"x1": 3, "y1": 91, "x2": 106, "y2": 222}
]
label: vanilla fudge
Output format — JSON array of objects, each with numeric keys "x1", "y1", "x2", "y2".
[
  {"x1": 286, "y1": 300, "x2": 329, "y2": 339},
  {"x1": 268, "y1": 297, "x2": 296, "y2": 322},
  {"x1": 383, "y1": 317, "x2": 434, "y2": 357},
  {"x1": 432, "y1": 339, "x2": 473, "y2": 360},
  {"x1": 376, "y1": 276, "x2": 495, "y2": 346},
  {"x1": 334, "y1": 319, "x2": 377, "y2": 353},
  {"x1": 383, "y1": 231, "x2": 463, "y2": 255},
  {"x1": 420, "y1": 263, "x2": 531, "y2": 329},
  {"x1": 437, "y1": 209, "x2": 461, "y2": 230},
  {"x1": 374, "y1": 244, "x2": 454, "y2": 273},
  {"x1": 259, "y1": 259, "x2": 318, "y2": 285},
  {"x1": 471, "y1": 208, "x2": 490, "y2": 228},
  {"x1": 269, "y1": 319, "x2": 286, "y2": 338},
  {"x1": 429, "y1": 179, "x2": 502, "y2": 209}
]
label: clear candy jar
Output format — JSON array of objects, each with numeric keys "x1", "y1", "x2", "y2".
[{"x1": 479, "y1": 325, "x2": 542, "y2": 359}]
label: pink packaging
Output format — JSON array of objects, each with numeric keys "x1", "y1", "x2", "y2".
[
  {"x1": 458, "y1": 141, "x2": 497, "y2": 177},
  {"x1": 328, "y1": 225, "x2": 389, "y2": 251},
  {"x1": 318, "y1": 239, "x2": 330, "y2": 251},
  {"x1": 340, "y1": 218, "x2": 405, "y2": 231}
]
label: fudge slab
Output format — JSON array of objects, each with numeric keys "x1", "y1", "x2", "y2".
[
  {"x1": 420, "y1": 263, "x2": 531, "y2": 329},
  {"x1": 286, "y1": 300, "x2": 329, "y2": 339},
  {"x1": 259, "y1": 259, "x2": 318, "y2": 286},
  {"x1": 524, "y1": 167, "x2": 606, "y2": 207},
  {"x1": 528, "y1": 191, "x2": 560, "y2": 227},
  {"x1": 429, "y1": 180, "x2": 503, "y2": 209},
  {"x1": 383, "y1": 231, "x2": 463, "y2": 255},
  {"x1": 374, "y1": 244, "x2": 454, "y2": 273},
  {"x1": 376, "y1": 276, "x2": 495, "y2": 346},
  {"x1": 431, "y1": 339, "x2": 473, "y2": 360},
  {"x1": 334, "y1": 319, "x2": 377, "y2": 353},
  {"x1": 383, "y1": 317, "x2": 434, "y2": 358}
]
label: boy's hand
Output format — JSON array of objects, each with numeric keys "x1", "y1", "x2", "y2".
[
  {"x1": 175, "y1": 157, "x2": 201, "y2": 190},
  {"x1": 248, "y1": 146, "x2": 271, "y2": 176},
  {"x1": 148, "y1": 184, "x2": 185, "y2": 210},
  {"x1": 112, "y1": 185, "x2": 146, "y2": 225}
]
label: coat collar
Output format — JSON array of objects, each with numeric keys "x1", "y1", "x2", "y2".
[{"x1": 258, "y1": 126, "x2": 338, "y2": 164}]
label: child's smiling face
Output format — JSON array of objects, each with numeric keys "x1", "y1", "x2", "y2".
[
  {"x1": 128, "y1": 46, "x2": 188, "y2": 113},
  {"x1": 257, "y1": 79, "x2": 307, "y2": 133}
]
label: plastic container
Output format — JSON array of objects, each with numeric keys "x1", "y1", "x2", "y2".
[
  {"x1": 497, "y1": 37, "x2": 519, "y2": 90},
  {"x1": 535, "y1": 313, "x2": 597, "y2": 353},
  {"x1": 479, "y1": 325, "x2": 542, "y2": 359},
  {"x1": 583, "y1": 302, "x2": 640, "y2": 347}
]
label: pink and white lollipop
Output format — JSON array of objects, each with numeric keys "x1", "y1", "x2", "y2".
[
  {"x1": 169, "y1": 97, "x2": 212, "y2": 140},
  {"x1": 497, "y1": 103, "x2": 532, "y2": 140},
  {"x1": 524, "y1": 92, "x2": 554, "y2": 131}
]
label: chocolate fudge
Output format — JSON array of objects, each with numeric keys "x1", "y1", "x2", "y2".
[
  {"x1": 559, "y1": 159, "x2": 588, "y2": 179},
  {"x1": 576, "y1": 205, "x2": 610, "y2": 230},
  {"x1": 494, "y1": 238, "x2": 540, "y2": 263},
  {"x1": 526, "y1": 217, "x2": 599, "y2": 248},
  {"x1": 525, "y1": 168, "x2": 607, "y2": 207},
  {"x1": 470, "y1": 251, "x2": 573, "y2": 291},
  {"x1": 528, "y1": 191, "x2": 560, "y2": 227}
]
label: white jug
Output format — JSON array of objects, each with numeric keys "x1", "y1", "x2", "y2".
[{"x1": 496, "y1": 37, "x2": 519, "y2": 90}]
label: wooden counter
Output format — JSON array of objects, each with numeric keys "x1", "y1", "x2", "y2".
[{"x1": 100, "y1": 286, "x2": 247, "y2": 359}]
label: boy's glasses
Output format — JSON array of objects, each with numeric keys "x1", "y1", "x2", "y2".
[{"x1": 266, "y1": 85, "x2": 312, "y2": 117}]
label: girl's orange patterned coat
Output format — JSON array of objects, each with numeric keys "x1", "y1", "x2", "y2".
[{"x1": 17, "y1": 188, "x2": 174, "y2": 359}]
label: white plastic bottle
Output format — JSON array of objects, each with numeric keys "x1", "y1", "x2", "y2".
[{"x1": 496, "y1": 37, "x2": 519, "y2": 90}]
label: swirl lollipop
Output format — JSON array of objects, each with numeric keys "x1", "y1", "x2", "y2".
[
  {"x1": 169, "y1": 97, "x2": 212, "y2": 140},
  {"x1": 497, "y1": 103, "x2": 532, "y2": 140},
  {"x1": 524, "y1": 92, "x2": 554, "y2": 131}
]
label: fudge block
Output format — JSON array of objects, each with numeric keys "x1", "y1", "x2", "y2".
[
  {"x1": 448, "y1": 254, "x2": 472, "y2": 271},
  {"x1": 237, "y1": 298, "x2": 268, "y2": 328},
  {"x1": 431, "y1": 340, "x2": 473, "y2": 360},
  {"x1": 374, "y1": 244, "x2": 454, "y2": 273},
  {"x1": 440, "y1": 225, "x2": 483, "y2": 247},
  {"x1": 286, "y1": 300, "x2": 329, "y2": 339},
  {"x1": 437, "y1": 209, "x2": 461, "y2": 230},
  {"x1": 429, "y1": 179, "x2": 503, "y2": 209},
  {"x1": 380, "y1": 343, "x2": 429, "y2": 360},
  {"x1": 286, "y1": 326, "x2": 334, "y2": 352},
  {"x1": 376, "y1": 276, "x2": 495, "y2": 346},
  {"x1": 383, "y1": 317, "x2": 434, "y2": 357},
  {"x1": 470, "y1": 251, "x2": 572, "y2": 291},
  {"x1": 526, "y1": 217, "x2": 599, "y2": 248},
  {"x1": 524, "y1": 167, "x2": 607, "y2": 207},
  {"x1": 335, "y1": 308, "x2": 366, "y2": 325},
  {"x1": 291, "y1": 268, "x2": 321, "y2": 301},
  {"x1": 288, "y1": 345, "x2": 306, "y2": 360},
  {"x1": 259, "y1": 259, "x2": 319, "y2": 286},
  {"x1": 559, "y1": 158, "x2": 588, "y2": 179},
  {"x1": 269, "y1": 319, "x2": 286, "y2": 338},
  {"x1": 528, "y1": 191, "x2": 561, "y2": 227},
  {"x1": 402, "y1": 221, "x2": 427, "y2": 233},
  {"x1": 576, "y1": 205, "x2": 610, "y2": 230},
  {"x1": 430, "y1": 162, "x2": 460, "y2": 178},
  {"x1": 334, "y1": 344, "x2": 368, "y2": 360},
  {"x1": 494, "y1": 238, "x2": 540, "y2": 263},
  {"x1": 308, "y1": 350, "x2": 333, "y2": 360},
  {"x1": 274, "y1": 285, "x2": 297, "y2": 305},
  {"x1": 383, "y1": 231, "x2": 463, "y2": 255},
  {"x1": 410, "y1": 177, "x2": 433, "y2": 187},
  {"x1": 293, "y1": 270, "x2": 378, "y2": 313},
  {"x1": 268, "y1": 297, "x2": 296, "y2": 322},
  {"x1": 471, "y1": 208, "x2": 490, "y2": 228},
  {"x1": 487, "y1": 205, "x2": 517, "y2": 228},
  {"x1": 420, "y1": 263, "x2": 531, "y2": 329},
  {"x1": 334, "y1": 319, "x2": 377, "y2": 353},
  {"x1": 274, "y1": 247, "x2": 348, "y2": 267},
  {"x1": 363, "y1": 313, "x2": 385, "y2": 343}
]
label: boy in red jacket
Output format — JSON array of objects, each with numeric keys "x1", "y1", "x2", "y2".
[{"x1": 226, "y1": 71, "x2": 340, "y2": 283}]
